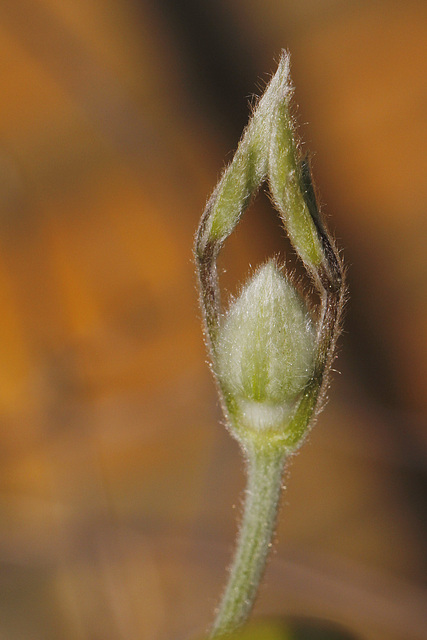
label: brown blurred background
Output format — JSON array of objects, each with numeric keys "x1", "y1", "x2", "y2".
[{"x1": 0, "y1": 1, "x2": 426, "y2": 639}]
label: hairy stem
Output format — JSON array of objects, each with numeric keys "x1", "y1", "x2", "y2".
[{"x1": 210, "y1": 446, "x2": 286, "y2": 637}]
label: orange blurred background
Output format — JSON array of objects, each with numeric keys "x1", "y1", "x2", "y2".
[{"x1": 0, "y1": 1, "x2": 426, "y2": 639}]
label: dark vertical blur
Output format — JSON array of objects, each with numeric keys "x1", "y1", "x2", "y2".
[
  {"x1": 137, "y1": 0, "x2": 257, "y2": 135},
  {"x1": 0, "y1": 1, "x2": 425, "y2": 639}
]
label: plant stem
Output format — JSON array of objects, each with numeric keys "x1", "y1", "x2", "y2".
[{"x1": 210, "y1": 445, "x2": 286, "y2": 637}]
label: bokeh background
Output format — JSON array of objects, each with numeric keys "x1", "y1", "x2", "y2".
[{"x1": 0, "y1": 1, "x2": 426, "y2": 639}]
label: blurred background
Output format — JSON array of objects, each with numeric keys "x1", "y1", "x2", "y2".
[{"x1": 0, "y1": 1, "x2": 426, "y2": 639}]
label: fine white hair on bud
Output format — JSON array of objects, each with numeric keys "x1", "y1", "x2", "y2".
[{"x1": 215, "y1": 261, "x2": 316, "y2": 432}]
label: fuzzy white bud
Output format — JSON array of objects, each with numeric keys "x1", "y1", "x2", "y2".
[{"x1": 215, "y1": 261, "x2": 316, "y2": 432}]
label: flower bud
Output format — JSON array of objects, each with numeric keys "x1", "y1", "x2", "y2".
[{"x1": 215, "y1": 261, "x2": 316, "y2": 433}]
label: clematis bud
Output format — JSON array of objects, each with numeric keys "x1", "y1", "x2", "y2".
[
  {"x1": 215, "y1": 261, "x2": 316, "y2": 435},
  {"x1": 195, "y1": 50, "x2": 344, "y2": 454}
]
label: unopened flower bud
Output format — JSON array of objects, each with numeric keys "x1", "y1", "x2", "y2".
[{"x1": 215, "y1": 261, "x2": 316, "y2": 434}]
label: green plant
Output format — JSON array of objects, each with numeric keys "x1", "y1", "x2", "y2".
[{"x1": 194, "y1": 51, "x2": 345, "y2": 638}]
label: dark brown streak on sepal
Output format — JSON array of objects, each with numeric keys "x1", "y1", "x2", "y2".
[
  {"x1": 299, "y1": 157, "x2": 346, "y2": 414},
  {"x1": 300, "y1": 157, "x2": 342, "y2": 289},
  {"x1": 194, "y1": 193, "x2": 223, "y2": 355}
]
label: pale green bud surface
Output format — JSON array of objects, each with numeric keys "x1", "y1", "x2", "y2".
[
  {"x1": 267, "y1": 55, "x2": 324, "y2": 269},
  {"x1": 216, "y1": 261, "x2": 316, "y2": 433}
]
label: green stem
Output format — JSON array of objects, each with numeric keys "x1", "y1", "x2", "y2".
[{"x1": 210, "y1": 445, "x2": 286, "y2": 637}]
